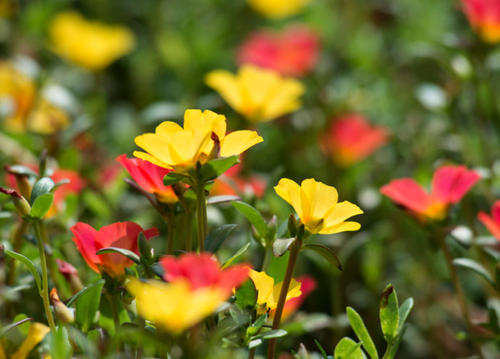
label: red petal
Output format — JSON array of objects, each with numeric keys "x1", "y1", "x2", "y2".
[
  {"x1": 70, "y1": 222, "x2": 100, "y2": 273},
  {"x1": 431, "y1": 165, "x2": 480, "y2": 204},
  {"x1": 380, "y1": 178, "x2": 431, "y2": 214}
]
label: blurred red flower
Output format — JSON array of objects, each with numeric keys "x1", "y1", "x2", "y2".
[
  {"x1": 321, "y1": 114, "x2": 389, "y2": 166},
  {"x1": 237, "y1": 25, "x2": 319, "y2": 77},
  {"x1": 210, "y1": 163, "x2": 266, "y2": 198},
  {"x1": 381, "y1": 165, "x2": 480, "y2": 220},
  {"x1": 478, "y1": 200, "x2": 500, "y2": 240},
  {"x1": 117, "y1": 154, "x2": 178, "y2": 203},
  {"x1": 70, "y1": 222, "x2": 158, "y2": 276},
  {"x1": 160, "y1": 252, "x2": 249, "y2": 296},
  {"x1": 462, "y1": 0, "x2": 500, "y2": 43}
]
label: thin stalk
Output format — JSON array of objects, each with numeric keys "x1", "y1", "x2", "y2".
[
  {"x1": 7, "y1": 220, "x2": 28, "y2": 285},
  {"x1": 248, "y1": 348, "x2": 256, "y2": 359},
  {"x1": 438, "y1": 235, "x2": 484, "y2": 359},
  {"x1": 185, "y1": 211, "x2": 193, "y2": 252},
  {"x1": 33, "y1": 220, "x2": 56, "y2": 331},
  {"x1": 106, "y1": 292, "x2": 120, "y2": 330},
  {"x1": 195, "y1": 184, "x2": 207, "y2": 253},
  {"x1": 267, "y1": 236, "x2": 303, "y2": 359},
  {"x1": 261, "y1": 246, "x2": 273, "y2": 272},
  {"x1": 163, "y1": 214, "x2": 175, "y2": 254}
]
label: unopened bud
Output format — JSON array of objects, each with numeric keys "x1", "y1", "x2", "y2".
[
  {"x1": 50, "y1": 288, "x2": 74, "y2": 324},
  {"x1": 56, "y1": 259, "x2": 83, "y2": 294},
  {"x1": 0, "y1": 187, "x2": 31, "y2": 216}
]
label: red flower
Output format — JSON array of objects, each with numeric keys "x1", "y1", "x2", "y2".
[
  {"x1": 210, "y1": 163, "x2": 266, "y2": 198},
  {"x1": 381, "y1": 165, "x2": 480, "y2": 220},
  {"x1": 280, "y1": 275, "x2": 317, "y2": 320},
  {"x1": 321, "y1": 114, "x2": 389, "y2": 166},
  {"x1": 117, "y1": 154, "x2": 178, "y2": 203},
  {"x1": 462, "y1": 0, "x2": 500, "y2": 43},
  {"x1": 160, "y1": 252, "x2": 249, "y2": 297},
  {"x1": 237, "y1": 25, "x2": 319, "y2": 77},
  {"x1": 70, "y1": 222, "x2": 159, "y2": 276},
  {"x1": 478, "y1": 200, "x2": 500, "y2": 240}
]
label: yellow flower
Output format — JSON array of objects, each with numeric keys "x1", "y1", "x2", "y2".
[
  {"x1": 27, "y1": 99, "x2": 70, "y2": 134},
  {"x1": 249, "y1": 270, "x2": 301, "y2": 313},
  {"x1": 248, "y1": 0, "x2": 311, "y2": 19},
  {"x1": 274, "y1": 178, "x2": 363, "y2": 234},
  {"x1": 127, "y1": 279, "x2": 225, "y2": 334},
  {"x1": 134, "y1": 109, "x2": 263, "y2": 171},
  {"x1": 49, "y1": 11, "x2": 135, "y2": 70},
  {"x1": 205, "y1": 65, "x2": 304, "y2": 123},
  {"x1": 7, "y1": 322, "x2": 51, "y2": 359},
  {"x1": 0, "y1": 62, "x2": 36, "y2": 132}
]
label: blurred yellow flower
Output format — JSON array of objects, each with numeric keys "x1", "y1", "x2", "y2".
[
  {"x1": 249, "y1": 270, "x2": 301, "y2": 313},
  {"x1": 274, "y1": 178, "x2": 363, "y2": 234},
  {"x1": 7, "y1": 322, "x2": 50, "y2": 359},
  {"x1": 0, "y1": 62, "x2": 36, "y2": 132},
  {"x1": 205, "y1": 65, "x2": 304, "y2": 123},
  {"x1": 127, "y1": 278, "x2": 225, "y2": 334},
  {"x1": 134, "y1": 109, "x2": 263, "y2": 171},
  {"x1": 248, "y1": 0, "x2": 311, "y2": 19},
  {"x1": 27, "y1": 99, "x2": 70, "y2": 134},
  {"x1": 49, "y1": 11, "x2": 135, "y2": 70}
]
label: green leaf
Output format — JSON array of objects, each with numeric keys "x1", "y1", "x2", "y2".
[
  {"x1": 29, "y1": 193, "x2": 54, "y2": 218},
  {"x1": 247, "y1": 314, "x2": 267, "y2": 337},
  {"x1": 346, "y1": 307, "x2": 379, "y2": 359},
  {"x1": 205, "y1": 224, "x2": 238, "y2": 253},
  {"x1": 96, "y1": 247, "x2": 141, "y2": 264},
  {"x1": 248, "y1": 339, "x2": 263, "y2": 349},
  {"x1": 137, "y1": 232, "x2": 154, "y2": 264},
  {"x1": 334, "y1": 338, "x2": 364, "y2": 359},
  {"x1": 380, "y1": 284, "x2": 399, "y2": 343},
  {"x1": 200, "y1": 155, "x2": 239, "y2": 182},
  {"x1": 221, "y1": 242, "x2": 251, "y2": 269},
  {"x1": 253, "y1": 329, "x2": 287, "y2": 340},
  {"x1": 5, "y1": 249, "x2": 42, "y2": 293},
  {"x1": 0, "y1": 317, "x2": 32, "y2": 337},
  {"x1": 273, "y1": 237, "x2": 296, "y2": 257},
  {"x1": 7, "y1": 165, "x2": 38, "y2": 177},
  {"x1": 75, "y1": 279, "x2": 105, "y2": 332},
  {"x1": 50, "y1": 325, "x2": 72, "y2": 359},
  {"x1": 397, "y1": 298, "x2": 414, "y2": 334},
  {"x1": 30, "y1": 177, "x2": 55, "y2": 204},
  {"x1": 302, "y1": 244, "x2": 342, "y2": 271},
  {"x1": 207, "y1": 195, "x2": 240, "y2": 205},
  {"x1": 235, "y1": 279, "x2": 257, "y2": 310},
  {"x1": 232, "y1": 201, "x2": 269, "y2": 239},
  {"x1": 314, "y1": 339, "x2": 329, "y2": 359},
  {"x1": 163, "y1": 172, "x2": 186, "y2": 186},
  {"x1": 453, "y1": 258, "x2": 495, "y2": 287},
  {"x1": 66, "y1": 280, "x2": 105, "y2": 307}
]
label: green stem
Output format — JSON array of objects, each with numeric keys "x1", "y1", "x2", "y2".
[
  {"x1": 164, "y1": 214, "x2": 175, "y2": 254},
  {"x1": 185, "y1": 211, "x2": 193, "y2": 252},
  {"x1": 261, "y1": 245, "x2": 273, "y2": 272},
  {"x1": 438, "y1": 235, "x2": 484, "y2": 359},
  {"x1": 106, "y1": 292, "x2": 120, "y2": 331},
  {"x1": 266, "y1": 236, "x2": 303, "y2": 359},
  {"x1": 33, "y1": 220, "x2": 56, "y2": 331},
  {"x1": 7, "y1": 220, "x2": 27, "y2": 285},
  {"x1": 195, "y1": 184, "x2": 207, "y2": 253},
  {"x1": 248, "y1": 348, "x2": 256, "y2": 359}
]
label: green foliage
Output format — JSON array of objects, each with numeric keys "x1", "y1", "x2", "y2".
[
  {"x1": 30, "y1": 177, "x2": 55, "y2": 204},
  {"x1": 334, "y1": 338, "x2": 364, "y2": 359},
  {"x1": 205, "y1": 223, "x2": 238, "y2": 253},
  {"x1": 380, "y1": 284, "x2": 399, "y2": 343},
  {"x1": 75, "y1": 280, "x2": 105, "y2": 332},
  {"x1": 29, "y1": 193, "x2": 54, "y2": 218}
]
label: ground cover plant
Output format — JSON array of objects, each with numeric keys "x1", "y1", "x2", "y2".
[{"x1": 1, "y1": 0, "x2": 500, "y2": 358}]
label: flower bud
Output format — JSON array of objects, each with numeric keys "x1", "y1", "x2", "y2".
[
  {"x1": 56, "y1": 259, "x2": 83, "y2": 294},
  {"x1": 0, "y1": 187, "x2": 31, "y2": 216},
  {"x1": 50, "y1": 288, "x2": 74, "y2": 324}
]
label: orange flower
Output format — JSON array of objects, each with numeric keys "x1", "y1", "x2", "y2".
[
  {"x1": 210, "y1": 163, "x2": 266, "y2": 198},
  {"x1": 321, "y1": 114, "x2": 389, "y2": 166},
  {"x1": 478, "y1": 200, "x2": 500, "y2": 240},
  {"x1": 462, "y1": 0, "x2": 500, "y2": 43},
  {"x1": 117, "y1": 154, "x2": 178, "y2": 203},
  {"x1": 237, "y1": 25, "x2": 319, "y2": 77},
  {"x1": 381, "y1": 165, "x2": 480, "y2": 220},
  {"x1": 160, "y1": 252, "x2": 249, "y2": 297},
  {"x1": 70, "y1": 222, "x2": 159, "y2": 276}
]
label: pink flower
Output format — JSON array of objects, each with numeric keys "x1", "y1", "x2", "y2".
[
  {"x1": 160, "y1": 252, "x2": 249, "y2": 297},
  {"x1": 237, "y1": 25, "x2": 319, "y2": 77},
  {"x1": 210, "y1": 163, "x2": 266, "y2": 198},
  {"x1": 381, "y1": 165, "x2": 480, "y2": 220},
  {"x1": 478, "y1": 200, "x2": 500, "y2": 240},
  {"x1": 70, "y1": 222, "x2": 159, "y2": 276},
  {"x1": 321, "y1": 114, "x2": 389, "y2": 166},
  {"x1": 462, "y1": 0, "x2": 500, "y2": 43},
  {"x1": 117, "y1": 154, "x2": 178, "y2": 203}
]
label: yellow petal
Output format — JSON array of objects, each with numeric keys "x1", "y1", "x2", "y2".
[
  {"x1": 11, "y1": 323, "x2": 50, "y2": 359},
  {"x1": 300, "y1": 178, "x2": 338, "y2": 221},
  {"x1": 319, "y1": 220, "x2": 361, "y2": 235},
  {"x1": 323, "y1": 201, "x2": 363, "y2": 230},
  {"x1": 220, "y1": 130, "x2": 263, "y2": 157},
  {"x1": 271, "y1": 278, "x2": 302, "y2": 310},
  {"x1": 134, "y1": 133, "x2": 174, "y2": 167},
  {"x1": 274, "y1": 178, "x2": 304, "y2": 219},
  {"x1": 261, "y1": 79, "x2": 304, "y2": 121},
  {"x1": 205, "y1": 71, "x2": 244, "y2": 113},
  {"x1": 133, "y1": 151, "x2": 171, "y2": 168},
  {"x1": 249, "y1": 270, "x2": 275, "y2": 307},
  {"x1": 155, "y1": 121, "x2": 183, "y2": 137},
  {"x1": 127, "y1": 279, "x2": 224, "y2": 334}
]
